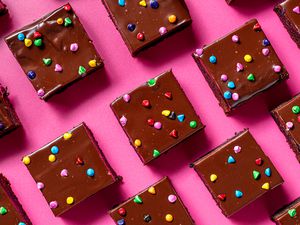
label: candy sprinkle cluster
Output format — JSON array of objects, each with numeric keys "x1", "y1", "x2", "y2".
[
  {"x1": 120, "y1": 78, "x2": 198, "y2": 159},
  {"x1": 16, "y1": 4, "x2": 98, "y2": 98},
  {"x1": 118, "y1": 0, "x2": 177, "y2": 41},
  {"x1": 210, "y1": 145, "x2": 272, "y2": 202},
  {"x1": 116, "y1": 186, "x2": 178, "y2": 224},
  {"x1": 22, "y1": 130, "x2": 96, "y2": 211},
  {"x1": 195, "y1": 22, "x2": 282, "y2": 103},
  {"x1": 285, "y1": 104, "x2": 300, "y2": 130}
]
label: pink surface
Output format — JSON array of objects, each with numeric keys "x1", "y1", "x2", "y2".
[{"x1": 0, "y1": 0, "x2": 299, "y2": 224}]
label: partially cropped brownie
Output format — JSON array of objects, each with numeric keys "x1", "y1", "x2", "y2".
[
  {"x1": 273, "y1": 197, "x2": 300, "y2": 224},
  {"x1": 0, "y1": 174, "x2": 32, "y2": 225},
  {"x1": 110, "y1": 177, "x2": 194, "y2": 225},
  {"x1": 102, "y1": 0, "x2": 192, "y2": 56},
  {"x1": 22, "y1": 122, "x2": 120, "y2": 216},
  {"x1": 0, "y1": 0, "x2": 7, "y2": 15},
  {"x1": 0, "y1": 85, "x2": 20, "y2": 137},
  {"x1": 193, "y1": 19, "x2": 289, "y2": 114},
  {"x1": 191, "y1": 129, "x2": 283, "y2": 217},
  {"x1": 271, "y1": 93, "x2": 300, "y2": 163},
  {"x1": 5, "y1": 3, "x2": 103, "y2": 100},
  {"x1": 274, "y1": 0, "x2": 300, "y2": 48},
  {"x1": 111, "y1": 70, "x2": 204, "y2": 164}
]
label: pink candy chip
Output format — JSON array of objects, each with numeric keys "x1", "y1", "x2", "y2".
[
  {"x1": 262, "y1": 48, "x2": 270, "y2": 56},
  {"x1": 195, "y1": 48, "x2": 203, "y2": 56},
  {"x1": 232, "y1": 93, "x2": 239, "y2": 101},
  {"x1": 221, "y1": 74, "x2": 228, "y2": 82},
  {"x1": 293, "y1": 6, "x2": 300, "y2": 14},
  {"x1": 120, "y1": 116, "x2": 127, "y2": 127},
  {"x1": 60, "y1": 169, "x2": 69, "y2": 177},
  {"x1": 286, "y1": 121, "x2": 294, "y2": 130},
  {"x1": 273, "y1": 65, "x2": 282, "y2": 73},
  {"x1": 154, "y1": 122, "x2": 162, "y2": 130},
  {"x1": 37, "y1": 182, "x2": 44, "y2": 190},
  {"x1": 37, "y1": 89, "x2": 45, "y2": 97},
  {"x1": 232, "y1": 35, "x2": 239, "y2": 43},
  {"x1": 168, "y1": 194, "x2": 177, "y2": 203},
  {"x1": 236, "y1": 63, "x2": 244, "y2": 72},
  {"x1": 123, "y1": 94, "x2": 131, "y2": 103},
  {"x1": 159, "y1": 27, "x2": 167, "y2": 35},
  {"x1": 49, "y1": 201, "x2": 58, "y2": 209},
  {"x1": 54, "y1": 64, "x2": 63, "y2": 72},
  {"x1": 70, "y1": 43, "x2": 79, "y2": 52},
  {"x1": 234, "y1": 145, "x2": 241, "y2": 153}
]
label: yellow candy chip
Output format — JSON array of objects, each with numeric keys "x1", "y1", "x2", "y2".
[
  {"x1": 168, "y1": 15, "x2": 177, "y2": 24},
  {"x1": 48, "y1": 154, "x2": 56, "y2": 162},
  {"x1": 22, "y1": 156, "x2": 31, "y2": 165},
  {"x1": 162, "y1": 110, "x2": 171, "y2": 117},
  {"x1": 148, "y1": 186, "x2": 156, "y2": 195},
  {"x1": 165, "y1": 214, "x2": 174, "y2": 222},
  {"x1": 24, "y1": 39, "x2": 32, "y2": 47},
  {"x1": 262, "y1": 182, "x2": 270, "y2": 190},
  {"x1": 63, "y1": 132, "x2": 72, "y2": 140},
  {"x1": 210, "y1": 174, "x2": 218, "y2": 182},
  {"x1": 88, "y1": 59, "x2": 97, "y2": 68},
  {"x1": 57, "y1": 18, "x2": 63, "y2": 25},
  {"x1": 134, "y1": 139, "x2": 142, "y2": 147},
  {"x1": 66, "y1": 197, "x2": 74, "y2": 205},
  {"x1": 139, "y1": 0, "x2": 146, "y2": 7},
  {"x1": 244, "y1": 54, "x2": 253, "y2": 63}
]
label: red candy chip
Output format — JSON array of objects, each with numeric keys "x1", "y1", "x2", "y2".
[
  {"x1": 217, "y1": 194, "x2": 226, "y2": 201},
  {"x1": 64, "y1": 4, "x2": 72, "y2": 11},
  {"x1": 169, "y1": 129, "x2": 178, "y2": 138},
  {"x1": 76, "y1": 157, "x2": 84, "y2": 165},
  {"x1": 255, "y1": 158, "x2": 263, "y2": 166},
  {"x1": 147, "y1": 118, "x2": 155, "y2": 126},
  {"x1": 164, "y1": 92, "x2": 172, "y2": 100},
  {"x1": 137, "y1": 32, "x2": 145, "y2": 41},
  {"x1": 33, "y1": 31, "x2": 42, "y2": 39},
  {"x1": 253, "y1": 23, "x2": 261, "y2": 31},
  {"x1": 297, "y1": 116, "x2": 300, "y2": 123},
  {"x1": 118, "y1": 208, "x2": 126, "y2": 216},
  {"x1": 142, "y1": 100, "x2": 151, "y2": 108}
]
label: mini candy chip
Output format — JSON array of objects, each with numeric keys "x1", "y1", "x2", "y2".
[
  {"x1": 233, "y1": 145, "x2": 241, "y2": 153},
  {"x1": 22, "y1": 156, "x2": 31, "y2": 165},
  {"x1": 262, "y1": 182, "x2": 270, "y2": 190},
  {"x1": 209, "y1": 55, "x2": 217, "y2": 64},
  {"x1": 118, "y1": 0, "x2": 125, "y2": 6},
  {"x1": 51, "y1": 146, "x2": 59, "y2": 154},
  {"x1": 63, "y1": 132, "x2": 72, "y2": 140},
  {"x1": 43, "y1": 58, "x2": 52, "y2": 66},
  {"x1": 27, "y1": 70, "x2": 36, "y2": 79},
  {"x1": 235, "y1": 190, "x2": 243, "y2": 198},
  {"x1": 110, "y1": 178, "x2": 194, "y2": 225},
  {"x1": 24, "y1": 38, "x2": 32, "y2": 47},
  {"x1": 78, "y1": 66, "x2": 87, "y2": 75},
  {"x1": 88, "y1": 59, "x2": 97, "y2": 68},
  {"x1": 265, "y1": 168, "x2": 271, "y2": 177},
  {"x1": 48, "y1": 154, "x2": 56, "y2": 162},
  {"x1": 227, "y1": 155, "x2": 236, "y2": 164},
  {"x1": 210, "y1": 174, "x2": 217, "y2": 182},
  {"x1": 64, "y1": 17, "x2": 72, "y2": 26},
  {"x1": 168, "y1": 15, "x2": 177, "y2": 23},
  {"x1": 18, "y1": 33, "x2": 25, "y2": 41},
  {"x1": 118, "y1": 207, "x2": 126, "y2": 216},
  {"x1": 134, "y1": 195, "x2": 143, "y2": 204},
  {"x1": 253, "y1": 170, "x2": 260, "y2": 180},
  {"x1": 288, "y1": 209, "x2": 297, "y2": 217},
  {"x1": 86, "y1": 168, "x2": 95, "y2": 177},
  {"x1": 66, "y1": 197, "x2": 74, "y2": 205},
  {"x1": 177, "y1": 114, "x2": 185, "y2": 122}
]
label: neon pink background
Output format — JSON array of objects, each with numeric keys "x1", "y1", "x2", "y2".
[{"x1": 0, "y1": 0, "x2": 299, "y2": 224}]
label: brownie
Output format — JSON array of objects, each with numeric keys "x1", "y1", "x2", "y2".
[
  {"x1": 271, "y1": 93, "x2": 300, "y2": 163},
  {"x1": 110, "y1": 70, "x2": 204, "y2": 164},
  {"x1": 110, "y1": 177, "x2": 194, "y2": 225},
  {"x1": 102, "y1": 0, "x2": 192, "y2": 56},
  {"x1": 0, "y1": 0, "x2": 7, "y2": 15},
  {"x1": 191, "y1": 129, "x2": 284, "y2": 217},
  {"x1": 192, "y1": 19, "x2": 289, "y2": 114},
  {"x1": 5, "y1": 4, "x2": 103, "y2": 100},
  {"x1": 273, "y1": 197, "x2": 300, "y2": 224},
  {"x1": 274, "y1": 0, "x2": 300, "y2": 48},
  {"x1": 0, "y1": 174, "x2": 32, "y2": 225},
  {"x1": 0, "y1": 85, "x2": 20, "y2": 137},
  {"x1": 22, "y1": 122, "x2": 120, "y2": 216}
]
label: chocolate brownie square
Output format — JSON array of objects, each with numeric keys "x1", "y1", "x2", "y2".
[
  {"x1": 0, "y1": 85, "x2": 20, "y2": 137},
  {"x1": 0, "y1": 174, "x2": 32, "y2": 225},
  {"x1": 102, "y1": 0, "x2": 192, "y2": 56},
  {"x1": 191, "y1": 129, "x2": 283, "y2": 217},
  {"x1": 111, "y1": 70, "x2": 204, "y2": 164},
  {"x1": 271, "y1": 93, "x2": 300, "y2": 163},
  {"x1": 110, "y1": 177, "x2": 195, "y2": 225},
  {"x1": 22, "y1": 122, "x2": 120, "y2": 216},
  {"x1": 273, "y1": 197, "x2": 300, "y2": 224},
  {"x1": 192, "y1": 19, "x2": 289, "y2": 114},
  {"x1": 5, "y1": 3, "x2": 103, "y2": 100},
  {"x1": 274, "y1": 0, "x2": 300, "y2": 48}
]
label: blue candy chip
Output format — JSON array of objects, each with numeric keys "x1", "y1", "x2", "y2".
[
  {"x1": 223, "y1": 91, "x2": 232, "y2": 99},
  {"x1": 227, "y1": 81, "x2": 236, "y2": 89},
  {"x1": 86, "y1": 168, "x2": 95, "y2": 177},
  {"x1": 209, "y1": 55, "x2": 217, "y2": 64},
  {"x1": 51, "y1": 146, "x2": 59, "y2": 154},
  {"x1": 18, "y1": 33, "x2": 25, "y2": 41}
]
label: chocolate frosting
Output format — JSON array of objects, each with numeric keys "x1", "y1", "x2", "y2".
[
  {"x1": 111, "y1": 70, "x2": 204, "y2": 164},
  {"x1": 102, "y1": 0, "x2": 192, "y2": 55},
  {"x1": 0, "y1": 174, "x2": 32, "y2": 225},
  {"x1": 23, "y1": 123, "x2": 119, "y2": 216},
  {"x1": 110, "y1": 177, "x2": 195, "y2": 225},
  {"x1": 192, "y1": 129, "x2": 283, "y2": 217},
  {"x1": 273, "y1": 197, "x2": 300, "y2": 224},
  {"x1": 5, "y1": 4, "x2": 103, "y2": 100},
  {"x1": 193, "y1": 19, "x2": 288, "y2": 114},
  {"x1": 272, "y1": 93, "x2": 300, "y2": 163},
  {"x1": 0, "y1": 85, "x2": 20, "y2": 137}
]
